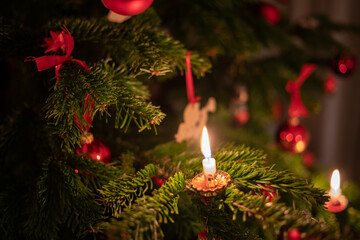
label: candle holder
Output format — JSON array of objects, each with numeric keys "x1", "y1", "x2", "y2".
[
  {"x1": 324, "y1": 192, "x2": 348, "y2": 213},
  {"x1": 188, "y1": 170, "x2": 231, "y2": 197}
]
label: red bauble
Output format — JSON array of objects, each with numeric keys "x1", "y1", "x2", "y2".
[
  {"x1": 288, "y1": 229, "x2": 301, "y2": 240},
  {"x1": 330, "y1": 54, "x2": 356, "y2": 76},
  {"x1": 277, "y1": 119, "x2": 309, "y2": 153},
  {"x1": 198, "y1": 229, "x2": 208, "y2": 240},
  {"x1": 260, "y1": 185, "x2": 278, "y2": 202},
  {"x1": 76, "y1": 138, "x2": 112, "y2": 164},
  {"x1": 260, "y1": 4, "x2": 280, "y2": 25},
  {"x1": 302, "y1": 151, "x2": 315, "y2": 168},
  {"x1": 152, "y1": 176, "x2": 164, "y2": 187},
  {"x1": 101, "y1": 0, "x2": 153, "y2": 16},
  {"x1": 234, "y1": 109, "x2": 250, "y2": 125}
]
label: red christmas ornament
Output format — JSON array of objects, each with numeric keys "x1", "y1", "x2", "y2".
[
  {"x1": 234, "y1": 109, "x2": 250, "y2": 125},
  {"x1": 152, "y1": 176, "x2": 164, "y2": 187},
  {"x1": 330, "y1": 54, "x2": 356, "y2": 76},
  {"x1": 75, "y1": 134, "x2": 112, "y2": 164},
  {"x1": 198, "y1": 229, "x2": 208, "y2": 240},
  {"x1": 260, "y1": 185, "x2": 278, "y2": 202},
  {"x1": 302, "y1": 151, "x2": 315, "y2": 168},
  {"x1": 101, "y1": 0, "x2": 153, "y2": 16},
  {"x1": 324, "y1": 74, "x2": 336, "y2": 94},
  {"x1": 288, "y1": 229, "x2": 301, "y2": 240},
  {"x1": 260, "y1": 3, "x2": 280, "y2": 25},
  {"x1": 277, "y1": 119, "x2": 309, "y2": 153}
]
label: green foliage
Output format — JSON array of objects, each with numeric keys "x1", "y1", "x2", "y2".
[
  {"x1": 24, "y1": 158, "x2": 104, "y2": 240},
  {"x1": 45, "y1": 60, "x2": 166, "y2": 150},
  {"x1": 222, "y1": 186, "x2": 332, "y2": 239},
  {"x1": 46, "y1": 10, "x2": 211, "y2": 79},
  {"x1": 103, "y1": 172, "x2": 186, "y2": 240},
  {"x1": 347, "y1": 208, "x2": 360, "y2": 236},
  {"x1": 99, "y1": 164, "x2": 158, "y2": 217}
]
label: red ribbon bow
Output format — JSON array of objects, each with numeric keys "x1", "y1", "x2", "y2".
[
  {"x1": 286, "y1": 64, "x2": 316, "y2": 118},
  {"x1": 25, "y1": 26, "x2": 89, "y2": 77},
  {"x1": 185, "y1": 51, "x2": 201, "y2": 104}
]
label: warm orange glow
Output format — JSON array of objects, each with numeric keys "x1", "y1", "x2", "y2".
[
  {"x1": 96, "y1": 155, "x2": 101, "y2": 161},
  {"x1": 330, "y1": 169, "x2": 341, "y2": 196},
  {"x1": 201, "y1": 126, "x2": 212, "y2": 159},
  {"x1": 295, "y1": 141, "x2": 305, "y2": 153}
]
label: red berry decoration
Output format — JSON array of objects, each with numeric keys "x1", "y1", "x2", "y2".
[
  {"x1": 260, "y1": 185, "x2": 278, "y2": 202},
  {"x1": 324, "y1": 74, "x2": 336, "y2": 94},
  {"x1": 234, "y1": 109, "x2": 250, "y2": 125},
  {"x1": 101, "y1": 0, "x2": 153, "y2": 16},
  {"x1": 277, "y1": 119, "x2": 309, "y2": 153},
  {"x1": 330, "y1": 54, "x2": 356, "y2": 76},
  {"x1": 260, "y1": 3, "x2": 280, "y2": 25},
  {"x1": 152, "y1": 176, "x2": 164, "y2": 187},
  {"x1": 302, "y1": 151, "x2": 315, "y2": 168},
  {"x1": 198, "y1": 229, "x2": 208, "y2": 240},
  {"x1": 76, "y1": 136, "x2": 112, "y2": 164},
  {"x1": 288, "y1": 229, "x2": 301, "y2": 240}
]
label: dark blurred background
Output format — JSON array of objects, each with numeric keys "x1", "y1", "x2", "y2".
[{"x1": 289, "y1": 0, "x2": 360, "y2": 184}]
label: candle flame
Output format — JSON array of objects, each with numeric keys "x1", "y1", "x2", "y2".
[
  {"x1": 201, "y1": 126, "x2": 212, "y2": 159},
  {"x1": 330, "y1": 169, "x2": 340, "y2": 196}
]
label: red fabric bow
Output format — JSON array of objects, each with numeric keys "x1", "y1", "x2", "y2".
[
  {"x1": 73, "y1": 94, "x2": 95, "y2": 133},
  {"x1": 185, "y1": 51, "x2": 201, "y2": 104},
  {"x1": 286, "y1": 64, "x2": 316, "y2": 118},
  {"x1": 25, "y1": 26, "x2": 88, "y2": 77}
]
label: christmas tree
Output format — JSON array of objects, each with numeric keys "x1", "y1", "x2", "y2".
[{"x1": 1, "y1": 0, "x2": 360, "y2": 239}]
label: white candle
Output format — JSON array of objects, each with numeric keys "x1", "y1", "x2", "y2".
[
  {"x1": 201, "y1": 126, "x2": 216, "y2": 176},
  {"x1": 325, "y1": 169, "x2": 348, "y2": 212},
  {"x1": 202, "y1": 157, "x2": 216, "y2": 176},
  {"x1": 330, "y1": 169, "x2": 341, "y2": 198}
]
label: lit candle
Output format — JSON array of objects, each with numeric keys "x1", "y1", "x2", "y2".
[
  {"x1": 330, "y1": 169, "x2": 341, "y2": 197},
  {"x1": 325, "y1": 169, "x2": 348, "y2": 213},
  {"x1": 201, "y1": 126, "x2": 216, "y2": 177}
]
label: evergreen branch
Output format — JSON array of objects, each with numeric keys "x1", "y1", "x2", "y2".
[
  {"x1": 46, "y1": 10, "x2": 211, "y2": 78},
  {"x1": 214, "y1": 144, "x2": 267, "y2": 164},
  {"x1": 44, "y1": 61, "x2": 165, "y2": 150},
  {"x1": 222, "y1": 186, "x2": 334, "y2": 239},
  {"x1": 67, "y1": 153, "x2": 123, "y2": 190},
  {"x1": 99, "y1": 164, "x2": 158, "y2": 217},
  {"x1": 103, "y1": 172, "x2": 186, "y2": 239},
  {"x1": 24, "y1": 157, "x2": 103, "y2": 239},
  {"x1": 218, "y1": 159, "x2": 328, "y2": 207}
]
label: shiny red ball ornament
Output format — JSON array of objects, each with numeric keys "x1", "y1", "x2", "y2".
[
  {"x1": 260, "y1": 3, "x2": 280, "y2": 25},
  {"x1": 76, "y1": 138, "x2": 112, "y2": 164},
  {"x1": 101, "y1": 0, "x2": 153, "y2": 16},
  {"x1": 277, "y1": 119, "x2": 309, "y2": 153},
  {"x1": 288, "y1": 229, "x2": 301, "y2": 240},
  {"x1": 234, "y1": 109, "x2": 250, "y2": 125},
  {"x1": 330, "y1": 54, "x2": 356, "y2": 76}
]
